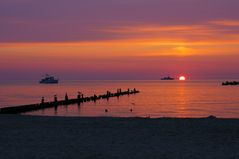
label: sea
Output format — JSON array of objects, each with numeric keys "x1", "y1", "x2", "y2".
[{"x1": 0, "y1": 80, "x2": 239, "y2": 118}]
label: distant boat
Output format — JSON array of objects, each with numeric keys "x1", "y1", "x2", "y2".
[
  {"x1": 222, "y1": 81, "x2": 239, "y2": 86},
  {"x1": 39, "y1": 74, "x2": 59, "y2": 84},
  {"x1": 161, "y1": 76, "x2": 175, "y2": 80}
]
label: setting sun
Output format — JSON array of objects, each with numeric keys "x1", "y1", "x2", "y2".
[{"x1": 179, "y1": 76, "x2": 186, "y2": 81}]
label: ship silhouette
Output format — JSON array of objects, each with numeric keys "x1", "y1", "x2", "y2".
[
  {"x1": 161, "y1": 76, "x2": 175, "y2": 80},
  {"x1": 39, "y1": 74, "x2": 59, "y2": 84}
]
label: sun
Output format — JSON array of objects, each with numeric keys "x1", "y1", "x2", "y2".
[{"x1": 179, "y1": 76, "x2": 186, "y2": 81}]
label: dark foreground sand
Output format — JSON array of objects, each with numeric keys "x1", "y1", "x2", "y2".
[{"x1": 0, "y1": 115, "x2": 239, "y2": 159}]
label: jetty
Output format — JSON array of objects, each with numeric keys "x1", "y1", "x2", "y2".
[
  {"x1": 0, "y1": 88, "x2": 140, "y2": 114},
  {"x1": 222, "y1": 81, "x2": 239, "y2": 86}
]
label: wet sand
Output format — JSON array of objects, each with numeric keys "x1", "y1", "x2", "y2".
[{"x1": 0, "y1": 115, "x2": 239, "y2": 159}]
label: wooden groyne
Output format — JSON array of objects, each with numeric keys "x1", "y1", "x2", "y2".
[{"x1": 0, "y1": 88, "x2": 140, "y2": 114}]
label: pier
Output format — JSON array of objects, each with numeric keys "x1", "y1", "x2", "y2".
[{"x1": 0, "y1": 89, "x2": 140, "y2": 114}]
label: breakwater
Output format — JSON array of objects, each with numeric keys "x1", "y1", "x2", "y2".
[{"x1": 0, "y1": 88, "x2": 140, "y2": 114}]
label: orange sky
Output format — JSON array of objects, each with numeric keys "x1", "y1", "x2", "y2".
[
  {"x1": 0, "y1": 0, "x2": 239, "y2": 80},
  {"x1": 1, "y1": 36, "x2": 239, "y2": 80}
]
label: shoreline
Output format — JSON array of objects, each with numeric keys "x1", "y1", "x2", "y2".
[
  {"x1": 12, "y1": 114, "x2": 239, "y2": 120},
  {"x1": 1, "y1": 114, "x2": 239, "y2": 159}
]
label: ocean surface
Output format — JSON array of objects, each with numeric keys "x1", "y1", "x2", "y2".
[{"x1": 0, "y1": 80, "x2": 239, "y2": 118}]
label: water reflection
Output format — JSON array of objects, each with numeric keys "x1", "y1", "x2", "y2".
[
  {"x1": 176, "y1": 82, "x2": 190, "y2": 117},
  {"x1": 54, "y1": 106, "x2": 58, "y2": 115}
]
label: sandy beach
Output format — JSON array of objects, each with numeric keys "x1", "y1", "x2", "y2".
[{"x1": 0, "y1": 115, "x2": 239, "y2": 159}]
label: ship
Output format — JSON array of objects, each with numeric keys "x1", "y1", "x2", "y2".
[
  {"x1": 161, "y1": 76, "x2": 175, "y2": 80},
  {"x1": 39, "y1": 74, "x2": 59, "y2": 84},
  {"x1": 222, "y1": 81, "x2": 239, "y2": 86}
]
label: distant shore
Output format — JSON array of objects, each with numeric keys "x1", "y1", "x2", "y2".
[{"x1": 0, "y1": 115, "x2": 239, "y2": 159}]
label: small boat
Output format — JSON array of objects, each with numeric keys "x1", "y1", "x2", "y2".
[
  {"x1": 222, "y1": 81, "x2": 239, "y2": 86},
  {"x1": 39, "y1": 74, "x2": 59, "y2": 84},
  {"x1": 161, "y1": 76, "x2": 175, "y2": 80}
]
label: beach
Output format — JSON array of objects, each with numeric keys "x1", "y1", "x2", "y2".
[{"x1": 0, "y1": 115, "x2": 239, "y2": 159}]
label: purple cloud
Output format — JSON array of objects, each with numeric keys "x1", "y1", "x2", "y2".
[{"x1": 0, "y1": 0, "x2": 239, "y2": 42}]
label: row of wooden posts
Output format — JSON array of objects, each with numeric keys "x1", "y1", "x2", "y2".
[{"x1": 0, "y1": 88, "x2": 140, "y2": 114}]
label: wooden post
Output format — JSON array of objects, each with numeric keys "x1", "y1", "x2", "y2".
[
  {"x1": 94, "y1": 94, "x2": 97, "y2": 102},
  {"x1": 77, "y1": 92, "x2": 81, "y2": 102},
  {"x1": 54, "y1": 95, "x2": 58, "y2": 103}
]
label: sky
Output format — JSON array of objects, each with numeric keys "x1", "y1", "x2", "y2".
[{"x1": 0, "y1": 0, "x2": 239, "y2": 80}]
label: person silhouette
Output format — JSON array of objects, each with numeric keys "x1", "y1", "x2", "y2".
[
  {"x1": 41, "y1": 97, "x2": 44, "y2": 104},
  {"x1": 65, "y1": 93, "x2": 69, "y2": 101}
]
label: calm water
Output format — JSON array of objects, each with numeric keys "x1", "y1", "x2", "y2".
[{"x1": 0, "y1": 80, "x2": 239, "y2": 118}]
